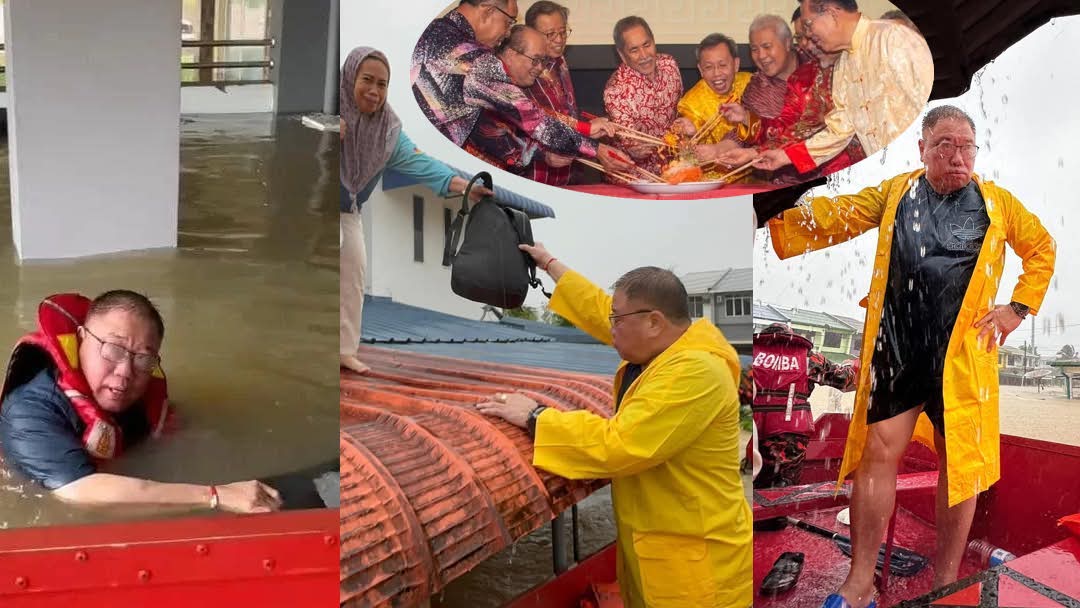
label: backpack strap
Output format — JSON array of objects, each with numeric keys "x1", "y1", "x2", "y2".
[
  {"x1": 504, "y1": 206, "x2": 552, "y2": 300},
  {"x1": 442, "y1": 172, "x2": 493, "y2": 267}
]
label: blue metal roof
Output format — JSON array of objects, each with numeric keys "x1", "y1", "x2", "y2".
[
  {"x1": 361, "y1": 296, "x2": 551, "y2": 344},
  {"x1": 497, "y1": 317, "x2": 600, "y2": 344},
  {"x1": 382, "y1": 167, "x2": 556, "y2": 220},
  {"x1": 385, "y1": 341, "x2": 622, "y2": 376}
]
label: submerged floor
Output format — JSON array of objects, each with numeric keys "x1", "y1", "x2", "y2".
[{"x1": 0, "y1": 113, "x2": 339, "y2": 528}]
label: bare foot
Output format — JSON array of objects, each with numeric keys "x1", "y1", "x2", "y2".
[{"x1": 340, "y1": 354, "x2": 370, "y2": 374}]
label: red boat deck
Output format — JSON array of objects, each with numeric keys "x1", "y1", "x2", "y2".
[
  {"x1": 753, "y1": 414, "x2": 1080, "y2": 607},
  {"x1": 339, "y1": 346, "x2": 612, "y2": 607}
]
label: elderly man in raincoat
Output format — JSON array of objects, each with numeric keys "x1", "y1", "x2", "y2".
[
  {"x1": 477, "y1": 246, "x2": 752, "y2": 608},
  {"x1": 767, "y1": 105, "x2": 1055, "y2": 608}
]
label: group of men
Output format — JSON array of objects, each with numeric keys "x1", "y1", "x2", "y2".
[{"x1": 412, "y1": 0, "x2": 933, "y2": 188}]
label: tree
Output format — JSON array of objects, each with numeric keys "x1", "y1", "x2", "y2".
[
  {"x1": 542, "y1": 306, "x2": 574, "y2": 327},
  {"x1": 503, "y1": 306, "x2": 539, "y2": 321},
  {"x1": 1057, "y1": 345, "x2": 1076, "y2": 360}
]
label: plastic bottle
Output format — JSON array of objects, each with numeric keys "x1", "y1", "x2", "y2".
[{"x1": 967, "y1": 539, "x2": 1016, "y2": 567}]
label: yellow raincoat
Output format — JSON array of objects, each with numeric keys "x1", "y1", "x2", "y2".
[
  {"x1": 534, "y1": 270, "x2": 752, "y2": 608},
  {"x1": 769, "y1": 169, "x2": 1055, "y2": 506}
]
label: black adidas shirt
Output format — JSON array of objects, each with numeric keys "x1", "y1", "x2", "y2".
[{"x1": 873, "y1": 176, "x2": 988, "y2": 384}]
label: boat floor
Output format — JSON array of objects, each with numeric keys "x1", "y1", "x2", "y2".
[{"x1": 754, "y1": 505, "x2": 1080, "y2": 607}]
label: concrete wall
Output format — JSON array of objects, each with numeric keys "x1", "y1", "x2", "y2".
[
  {"x1": 5, "y1": 0, "x2": 179, "y2": 260},
  {"x1": 441, "y1": 0, "x2": 901, "y2": 45},
  {"x1": 271, "y1": 0, "x2": 332, "y2": 114}
]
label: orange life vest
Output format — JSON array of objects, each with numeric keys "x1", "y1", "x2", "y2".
[{"x1": 0, "y1": 294, "x2": 171, "y2": 459}]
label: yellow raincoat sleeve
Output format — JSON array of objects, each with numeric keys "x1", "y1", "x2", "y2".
[
  {"x1": 547, "y1": 269, "x2": 614, "y2": 346},
  {"x1": 767, "y1": 177, "x2": 893, "y2": 259},
  {"x1": 1001, "y1": 189, "x2": 1056, "y2": 314},
  {"x1": 532, "y1": 352, "x2": 731, "y2": 479}
]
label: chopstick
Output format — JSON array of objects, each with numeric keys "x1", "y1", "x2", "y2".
[
  {"x1": 575, "y1": 158, "x2": 637, "y2": 184},
  {"x1": 613, "y1": 124, "x2": 666, "y2": 145},
  {"x1": 717, "y1": 159, "x2": 758, "y2": 183},
  {"x1": 633, "y1": 165, "x2": 665, "y2": 183},
  {"x1": 690, "y1": 112, "x2": 725, "y2": 145}
]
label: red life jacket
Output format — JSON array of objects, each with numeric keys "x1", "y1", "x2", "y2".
[
  {"x1": 752, "y1": 330, "x2": 814, "y2": 438},
  {"x1": 0, "y1": 294, "x2": 171, "y2": 460}
]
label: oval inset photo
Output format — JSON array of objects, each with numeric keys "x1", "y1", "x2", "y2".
[{"x1": 408, "y1": 0, "x2": 933, "y2": 200}]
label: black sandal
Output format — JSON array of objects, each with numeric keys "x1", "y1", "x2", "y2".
[{"x1": 760, "y1": 551, "x2": 804, "y2": 595}]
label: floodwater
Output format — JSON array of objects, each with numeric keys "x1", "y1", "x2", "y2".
[{"x1": 0, "y1": 114, "x2": 339, "y2": 529}]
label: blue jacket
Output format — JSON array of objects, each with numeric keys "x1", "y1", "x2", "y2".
[{"x1": 341, "y1": 130, "x2": 455, "y2": 213}]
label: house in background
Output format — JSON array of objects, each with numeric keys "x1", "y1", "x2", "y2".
[
  {"x1": 680, "y1": 269, "x2": 752, "y2": 355},
  {"x1": 361, "y1": 167, "x2": 555, "y2": 320},
  {"x1": 753, "y1": 302, "x2": 861, "y2": 362}
]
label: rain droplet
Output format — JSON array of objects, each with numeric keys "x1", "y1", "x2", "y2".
[
  {"x1": 1001, "y1": 94, "x2": 1009, "y2": 105},
  {"x1": 913, "y1": 222, "x2": 921, "y2": 233},
  {"x1": 920, "y1": 245, "x2": 927, "y2": 257}
]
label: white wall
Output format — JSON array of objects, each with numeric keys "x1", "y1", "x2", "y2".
[
  {"x1": 5, "y1": 0, "x2": 180, "y2": 260},
  {"x1": 365, "y1": 184, "x2": 542, "y2": 320},
  {"x1": 181, "y1": 84, "x2": 275, "y2": 114}
]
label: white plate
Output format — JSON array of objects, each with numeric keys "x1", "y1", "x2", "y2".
[{"x1": 627, "y1": 180, "x2": 727, "y2": 195}]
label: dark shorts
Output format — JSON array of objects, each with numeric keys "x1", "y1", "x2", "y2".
[{"x1": 867, "y1": 369, "x2": 945, "y2": 435}]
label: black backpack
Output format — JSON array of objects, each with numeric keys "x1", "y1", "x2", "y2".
[{"x1": 443, "y1": 172, "x2": 549, "y2": 309}]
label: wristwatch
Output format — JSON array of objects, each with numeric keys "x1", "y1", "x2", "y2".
[
  {"x1": 1009, "y1": 301, "x2": 1030, "y2": 319},
  {"x1": 526, "y1": 405, "x2": 548, "y2": 437}
]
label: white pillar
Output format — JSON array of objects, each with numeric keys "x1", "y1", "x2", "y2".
[{"x1": 4, "y1": 0, "x2": 180, "y2": 261}]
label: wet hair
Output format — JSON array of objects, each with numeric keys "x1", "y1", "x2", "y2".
[
  {"x1": 921, "y1": 105, "x2": 976, "y2": 136},
  {"x1": 880, "y1": 10, "x2": 920, "y2": 34},
  {"x1": 792, "y1": 6, "x2": 802, "y2": 22},
  {"x1": 613, "y1": 267, "x2": 690, "y2": 323},
  {"x1": 88, "y1": 290, "x2": 165, "y2": 341},
  {"x1": 749, "y1": 14, "x2": 793, "y2": 45},
  {"x1": 805, "y1": 0, "x2": 859, "y2": 14},
  {"x1": 613, "y1": 16, "x2": 654, "y2": 51},
  {"x1": 696, "y1": 33, "x2": 738, "y2": 62},
  {"x1": 497, "y1": 24, "x2": 534, "y2": 55},
  {"x1": 525, "y1": 1, "x2": 568, "y2": 27}
]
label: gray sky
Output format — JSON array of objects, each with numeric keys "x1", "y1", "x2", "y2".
[
  {"x1": 341, "y1": 0, "x2": 752, "y2": 310},
  {"x1": 755, "y1": 16, "x2": 1080, "y2": 356}
]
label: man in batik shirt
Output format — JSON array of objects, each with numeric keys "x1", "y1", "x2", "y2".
[
  {"x1": 520, "y1": 1, "x2": 580, "y2": 186},
  {"x1": 674, "y1": 33, "x2": 749, "y2": 149},
  {"x1": 754, "y1": 0, "x2": 933, "y2": 174},
  {"x1": 412, "y1": 1, "x2": 630, "y2": 174},
  {"x1": 602, "y1": 16, "x2": 683, "y2": 176},
  {"x1": 717, "y1": 11, "x2": 866, "y2": 183},
  {"x1": 464, "y1": 27, "x2": 627, "y2": 174}
]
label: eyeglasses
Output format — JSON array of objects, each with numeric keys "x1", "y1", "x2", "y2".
[
  {"x1": 488, "y1": 4, "x2": 519, "y2": 27},
  {"x1": 539, "y1": 27, "x2": 572, "y2": 42},
  {"x1": 934, "y1": 141, "x2": 979, "y2": 160},
  {"x1": 80, "y1": 326, "x2": 161, "y2": 373},
  {"x1": 511, "y1": 46, "x2": 546, "y2": 69},
  {"x1": 608, "y1": 309, "x2": 655, "y2": 325}
]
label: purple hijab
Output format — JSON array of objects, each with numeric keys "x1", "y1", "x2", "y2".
[{"x1": 341, "y1": 47, "x2": 402, "y2": 196}]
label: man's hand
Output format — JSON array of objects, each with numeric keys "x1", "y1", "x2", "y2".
[
  {"x1": 216, "y1": 480, "x2": 283, "y2": 514},
  {"x1": 519, "y1": 241, "x2": 554, "y2": 268},
  {"x1": 598, "y1": 144, "x2": 635, "y2": 172},
  {"x1": 449, "y1": 176, "x2": 494, "y2": 201},
  {"x1": 589, "y1": 117, "x2": 618, "y2": 139},
  {"x1": 720, "y1": 102, "x2": 748, "y2": 125},
  {"x1": 475, "y1": 392, "x2": 539, "y2": 429},
  {"x1": 672, "y1": 117, "x2": 697, "y2": 137},
  {"x1": 974, "y1": 305, "x2": 1024, "y2": 352},
  {"x1": 754, "y1": 148, "x2": 793, "y2": 171},
  {"x1": 545, "y1": 152, "x2": 574, "y2": 168},
  {"x1": 717, "y1": 147, "x2": 760, "y2": 168},
  {"x1": 693, "y1": 144, "x2": 720, "y2": 162},
  {"x1": 625, "y1": 142, "x2": 656, "y2": 160}
]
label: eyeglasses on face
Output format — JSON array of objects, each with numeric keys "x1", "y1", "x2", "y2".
[
  {"x1": 934, "y1": 141, "x2": 979, "y2": 160},
  {"x1": 540, "y1": 27, "x2": 572, "y2": 42},
  {"x1": 488, "y1": 3, "x2": 519, "y2": 27},
  {"x1": 511, "y1": 46, "x2": 546, "y2": 68},
  {"x1": 80, "y1": 326, "x2": 161, "y2": 373},
  {"x1": 608, "y1": 309, "x2": 655, "y2": 325}
]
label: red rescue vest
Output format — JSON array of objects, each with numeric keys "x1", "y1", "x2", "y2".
[
  {"x1": 752, "y1": 330, "x2": 814, "y2": 437},
  {"x1": 0, "y1": 294, "x2": 171, "y2": 460}
]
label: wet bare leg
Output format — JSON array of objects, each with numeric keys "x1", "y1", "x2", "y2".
[
  {"x1": 932, "y1": 430, "x2": 977, "y2": 588},
  {"x1": 340, "y1": 353, "x2": 370, "y2": 374},
  {"x1": 837, "y1": 406, "x2": 923, "y2": 607}
]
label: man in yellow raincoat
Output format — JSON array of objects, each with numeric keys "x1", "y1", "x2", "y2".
[
  {"x1": 477, "y1": 246, "x2": 752, "y2": 608},
  {"x1": 767, "y1": 105, "x2": 1054, "y2": 608}
]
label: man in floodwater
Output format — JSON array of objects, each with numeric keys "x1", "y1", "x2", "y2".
[
  {"x1": 766, "y1": 105, "x2": 1055, "y2": 608},
  {"x1": 0, "y1": 291, "x2": 282, "y2": 513},
  {"x1": 477, "y1": 250, "x2": 751, "y2": 608}
]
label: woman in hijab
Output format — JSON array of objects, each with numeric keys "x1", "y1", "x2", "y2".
[{"x1": 340, "y1": 47, "x2": 489, "y2": 374}]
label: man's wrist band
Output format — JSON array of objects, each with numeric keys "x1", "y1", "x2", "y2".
[
  {"x1": 543, "y1": 258, "x2": 557, "y2": 272},
  {"x1": 208, "y1": 485, "x2": 220, "y2": 510}
]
